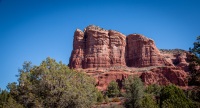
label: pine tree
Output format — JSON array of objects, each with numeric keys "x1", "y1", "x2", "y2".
[
  {"x1": 123, "y1": 76, "x2": 144, "y2": 108},
  {"x1": 8, "y1": 57, "x2": 98, "y2": 108},
  {"x1": 106, "y1": 81, "x2": 120, "y2": 97},
  {"x1": 160, "y1": 85, "x2": 194, "y2": 108}
]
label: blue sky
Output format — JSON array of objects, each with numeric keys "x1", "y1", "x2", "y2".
[{"x1": 0, "y1": 0, "x2": 200, "y2": 89}]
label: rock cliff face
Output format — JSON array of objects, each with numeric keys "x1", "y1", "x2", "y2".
[
  {"x1": 109, "y1": 30, "x2": 126, "y2": 66},
  {"x1": 83, "y1": 26, "x2": 110, "y2": 68},
  {"x1": 69, "y1": 29, "x2": 84, "y2": 68},
  {"x1": 160, "y1": 49, "x2": 190, "y2": 71},
  {"x1": 69, "y1": 25, "x2": 126, "y2": 69},
  {"x1": 69, "y1": 25, "x2": 189, "y2": 91},
  {"x1": 69, "y1": 25, "x2": 170, "y2": 68},
  {"x1": 126, "y1": 34, "x2": 171, "y2": 67},
  {"x1": 141, "y1": 66, "x2": 188, "y2": 86}
]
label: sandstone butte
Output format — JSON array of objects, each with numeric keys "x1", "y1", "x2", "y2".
[{"x1": 69, "y1": 25, "x2": 190, "y2": 91}]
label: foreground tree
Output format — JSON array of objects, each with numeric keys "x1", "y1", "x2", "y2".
[
  {"x1": 141, "y1": 94, "x2": 158, "y2": 108},
  {"x1": 0, "y1": 89, "x2": 9, "y2": 108},
  {"x1": 8, "y1": 57, "x2": 98, "y2": 108},
  {"x1": 106, "y1": 81, "x2": 120, "y2": 97},
  {"x1": 187, "y1": 36, "x2": 200, "y2": 106},
  {"x1": 96, "y1": 91, "x2": 104, "y2": 103},
  {"x1": 190, "y1": 36, "x2": 200, "y2": 58},
  {"x1": 0, "y1": 89, "x2": 23, "y2": 108},
  {"x1": 160, "y1": 85, "x2": 194, "y2": 108},
  {"x1": 145, "y1": 84, "x2": 162, "y2": 97},
  {"x1": 3, "y1": 96, "x2": 24, "y2": 108},
  {"x1": 189, "y1": 36, "x2": 200, "y2": 85},
  {"x1": 123, "y1": 77, "x2": 144, "y2": 108}
]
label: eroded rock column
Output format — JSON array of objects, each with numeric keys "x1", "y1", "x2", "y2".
[
  {"x1": 83, "y1": 26, "x2": 111, "y2": 68},
  {"x1": 69, "y1": 29, "x2": 85, "y2": 68},
  {"x1": 109, "y1": 30, "x2": 126, "y2": 66},
  {"x1": 126, "y1": 34, "x2": 166, "y2": 67}
]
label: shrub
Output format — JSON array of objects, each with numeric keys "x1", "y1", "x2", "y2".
[
  {"x1": 141, "y1": 94, "x2": 158, "y2": 108},
  {"x1": 160, "y1": 84, "x2": 194, "y2": 108},
  {"x1": 104, "y1": 95, "x2": 109, "y2": 103},
  {"x1": 97, "y1": 91, "x2": 104, "y2": 103},
  {"x1": 145, "y1": 84, "x2": 162, "y2": 96},
  {"x1": 106, "y1": 81, "x2": 120, "y2": 97}
]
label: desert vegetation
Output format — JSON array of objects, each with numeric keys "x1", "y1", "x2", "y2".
[
  {"x1": 0, "y1": 57, "x2": 98, "y2": 108},
  {"x1": 0, "y1": 59, "x2": 199, "y2": 108}
]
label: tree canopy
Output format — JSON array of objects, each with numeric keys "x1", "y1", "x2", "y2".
[
  {"x1": 106, "y1": 81, "x2": 120, "y2": 97},
  {"x1": 123, "y1": 76, "x2": 144, "y2": 108},
  {"x1": 190, "y1": 36, "x2": 200, "y2": 58},
  {"x1": 7, "y1": 57, "x2": 98, "y2": 108},
  {"x1": 188, "y1": 36, "x2": 200, "y2": 85},
  {"x1": 160, "y1": 85, "x2": 194, "y2": 108}
]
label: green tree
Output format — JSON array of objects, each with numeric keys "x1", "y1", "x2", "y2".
[
  {"x1": 145, "y1": 84, "x2": 161, "y2": 96},
  {"x1": 187, "y1": 36, "x2": 200, "y2": 106},
  {"x1": 189, "y1": 36, "x2": 200, "y2": 86},
  {"x1": 96, "y1": 91, "x2": 104, "y2": 103},
  {"x1": 106, "y1": 81, "x2": 120, "y2": 97},
  {"x1": 187, "y1": 54, "x2": 200, "y2": 86},
  {"x1": 185, "y1": 87, "x2": 200, "y2": 107},
  {"x1": 190, "y1": 36, "x2": 200, "y2": 58},
  {"x1": 160, "y1": 85, "x2": 194, "y2": 108},
  {"x1": 141, "y1": 94, "x2": 158, "y2": 108},
  {"x1": 0, "y1": 89, "x2": 9, "y2": 108},
  {"x1": 123, "y1": 76, "x2": 144, "y2": 108},
  {"x1": 6, "y1": 82, "x2": 19, "y2": 102},
  {"x1": 8, "y1": 57, "x2": 98, "y2": 108},
  {"x1": 104, "y1": 95, "x2": 109, "y2": 103},
  {"x1": 0, "y1": 89, "x2": 23, "y2": 108},
  {"x1": 3, "y1": 96, "x2": 24, "y2": 108}
]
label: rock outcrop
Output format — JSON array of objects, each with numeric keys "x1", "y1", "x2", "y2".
[
  {"x1": 83, "y1": 26, "x2": 110, "y2": 68},
  {"x1": 126, "y1": 34, "x2": 171, "y2": 67},
  {"x1": 69, "y1": 25, "x2": 126, "y2": 69},
  {"x1": 141, "y1": 66, "x2": 188, "y2": 86},
  {"x1": 69, "y1": 25, "x2": 190, "y2": 91},
  {"x1": 109, "y1": 30, "x2": 126, "y2": 66},
  {"x1": 69, "y1": 29, "x2": 84, "y2": 69},
  {"x1": 94, "y1": 71, "x2": 141, "y2": 91},
  {"x1": 91, "y1": 66, "x2": 188, "y2": 91},
  {"x1": 160, "y1": 49, "x2": 190, "y2": 71},
  {"x1": 69, "y1": 25, "x2": 170, "y2": 69}
]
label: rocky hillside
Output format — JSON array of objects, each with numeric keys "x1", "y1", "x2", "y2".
[{"x1": 69, "y1": 25, "x2": 190, "y2": 91}]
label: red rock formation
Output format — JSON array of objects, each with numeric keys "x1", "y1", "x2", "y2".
[
  {"x1": 69, "y1": 29, "x2": 84, "y2": 69},
  {"x1": 88, "y1": 66, "x2": 188, "y2": 91},
  {"x1": 94, "y1": 71, "x2": 141, "y2": 91},
  {"x1": 141, "y1": 66, "x2": 188, "y2": 86},
  {"x1": 69, "y1": 25, "x2": 126, "y2": 69},
  {"x1": 83, "y1": 25, "x2": 110, "y2": 68},
  {"x1": 126, "y1": 34, "x2": 171, "y2": 67},
  {"x1": 69, "y1": 25, "x2": 190, "y2": 91},
  {"x1": 160, "y1": 49, "x2": 190, "y2": 71},
  {"x1": 109, "y1": 30, "x2": 126, "y2": 66}
]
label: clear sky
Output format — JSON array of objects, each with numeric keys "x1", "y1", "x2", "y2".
[{"x1": 0, "y1": 0, "x2": 200, "y2": 89}]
